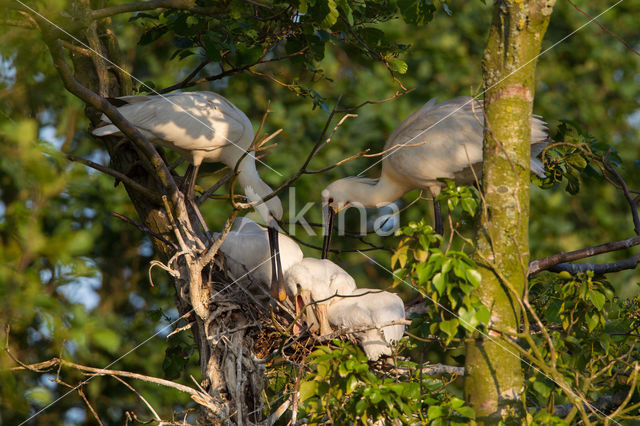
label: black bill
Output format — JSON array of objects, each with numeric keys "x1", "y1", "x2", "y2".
[
  {"x1": 267, "y1": 225, "x2": 286, "y2": 301},
  {"x1": 321, "y1": 205, "x2": 335, "y2": 259}
]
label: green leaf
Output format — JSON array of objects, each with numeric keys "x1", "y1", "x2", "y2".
[
  {"x1": 465, "y1": 269, "x2": 481, "y2": 287},
  {"x1": 461, "y1": 197, "x2": 478, "y2": 217},
  {"x1": 346, "y1": 374, "x2": 358, "y2": 394},
  {"x1": 299, "y1": 380, "x2": 318, "y2": 401},
  {"x1": 439, "y1": 319, "x2": 458, "y2": 339},
  {"x1": 432, "y1": 272, "x2": 446, "y2": 295},
  {"x1": 397, "y1": 0, "x2": 436, "y2": 25},
  {"x1": 533, "y1": 379, "x2": 552, "y2": 398},
  {"x1": 389, "y1": 58, "x2": 408, "y2": 74},
  {"x1": 588, "y1": 290, "x2": 606, "y2": 311},
  {"x1": 457, "y1": 307, "x2": 478, "y2": 332},
  {"x1": 427, "y1": 404, "x2": 445, "y2": 419},
  {"x1": 455, "y1": 406, "x2": 475, "y2": 418},
  {"x1": 370, "y1": 388, "x2": 382, "y2": 403},
  {"x1": 312, "y1": 0, "x2": 339, "y2": 28},
  {"x1": 586, "y1": 312, "x2": 599, "y2": 332}
]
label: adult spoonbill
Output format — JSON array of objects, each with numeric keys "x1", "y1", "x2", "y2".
[
  {"x1": 216, "y1": 217, "x2": 302, "y2": 300},
  {"x1": 284, "y1": 258, "x2": 357, "y2": 336},
  {"x1": 92, "y1": 91, "x2": 287, "y2": 300},
  {"x1": 327, "y1": 288, "x2": 405, "y2": 361},
  {"x1": 321, "y1": 96, "x2": 548, "y2": 257}
]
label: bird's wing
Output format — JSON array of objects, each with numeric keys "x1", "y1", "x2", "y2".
[
  {"x1": 327, "y1": 298, "x2": 391, "y2": 360},
  {"x1": 383, "y1": 97, "x2": 484, "y2": 185},
  {"x1": 219, "y1": 230, "x2": 271, "y2": 285},
  {"x1": 327, "y1": 298, "x2": 373, "y2": 329},
  {"x1": 348, "y1": 289, "x2": 405, "y2": 342},
  {"x1": 96, "y1": 92, "x2": 252, "y2": 156}
]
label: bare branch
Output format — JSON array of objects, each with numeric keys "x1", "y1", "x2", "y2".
[
  {"x1": 603, "y1": 163, "x2": 640, "y2": 235},
  {"x1": 565, "y1": 0, "x2": 640, "y2": 57},
  {"x1": 68, "y1": 155, "x2": 162, "y2": 204},
  {"x1": 335, "y1": 89, "x2": 415, "y2": 113},
  {"x1": 159, "y1": 48, "x2": 308, "y2": 93},
  {"x1": 528, "y1": 235, "x2": 640, "y2": 275},
  {"x1": 548, "y1": 253, "x2": 640, "y2": 275},
  {"x1": 112, "y1": 212, "x2": 179, "y2": 250},
  {"x1": 112, "y1": 376, "x2": 162, "y2": 422},
  {"x1": 91, "y1": 0, "x2": 218, "y2": 21}
]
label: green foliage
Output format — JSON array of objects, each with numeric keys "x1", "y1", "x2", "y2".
[
  {"x1": 299, "y1": 340, "x2": 475, "y2": 424},
  {"x1": 524, "y1": 273, "x2": 638, "y2": 414},
  {"x1": 436, "y1": 179, "x2": 480, "y2": 218},
  {"x1": 392, "y1": 220, "x2": 488, "y2": 345},
  {"x1": 533, "y1": 120, "x2": 622, "y2": 195}
]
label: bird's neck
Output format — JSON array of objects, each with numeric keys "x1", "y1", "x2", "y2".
[
  {"x1": 236, "y1": 155, "x2": 279, "y2": 220},
  {"x1": 344, "y1": 174, "x2": 407, "y2": 208}
]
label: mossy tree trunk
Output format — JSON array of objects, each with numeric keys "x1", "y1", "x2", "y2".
[{"x1": 465, "y1": 0, "x2": 554, "y2": 422}]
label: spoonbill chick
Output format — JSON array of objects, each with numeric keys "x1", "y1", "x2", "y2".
[
  {"x1": 321, "y1": 96, "x2": 548, "y2": 257},
  {"x1": 284, "y1": 258, "x2": 357, "y2": 336},
  {"x1": 327, "y1": 288, "x2": 405, "y2": 361},
  {"x1": 92, "y1": 91, "x2": 287, "y2": 300}
]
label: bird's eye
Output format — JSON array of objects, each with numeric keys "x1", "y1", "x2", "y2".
[{"x1": 328, "y1": 197, "x2": 334, "y2": 203}]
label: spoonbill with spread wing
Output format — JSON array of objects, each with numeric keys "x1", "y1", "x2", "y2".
[{"x1": 321, "y1": 96, "x2": 548, "y2": 257}]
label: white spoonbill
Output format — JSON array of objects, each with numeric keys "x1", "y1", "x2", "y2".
[
  {"x1": 216, "y1": 217, "x2": 303, "y2": 296},
  {"x1": 321, "y1": 96, "x2": 548, "y2": 256},
  {"x1": 92, "y1": 91, "x2": 287, "y2": 300},
  {"x1": 284, "y1": 258, "x2": 357, "y2": 336},
  {"x1": 327, "y1": 288, "x2": 405, "y2": 361}
]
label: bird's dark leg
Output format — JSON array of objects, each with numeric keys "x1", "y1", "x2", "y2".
[
  {"x1": 181, "y1": 163, "x2": 211, "y2": 239},
  {"x1": 182, "y1": 163, "x2": 199, "y2": 200},
  {"x1": 433, "y1": 199, "x2": 444, "y2": 237}
]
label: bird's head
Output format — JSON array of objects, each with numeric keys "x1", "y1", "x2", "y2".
[
  {"x1": 322, "y1": 179, "x2": 354, "y2": 215},
  {"x1": 321, "y1": 179, "x2": 359, "y2": 259}
]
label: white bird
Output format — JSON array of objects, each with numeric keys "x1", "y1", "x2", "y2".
[
  {"x1": 284, "y1": 258, "x2": 357, "y2": 336},
  {"x1": 327, "y1": 288, "x2": 405, "y2": 361},
  {"x1": 321, "y1": 96, "x2": 548, "y2": 256},
  {"x1": 92, "y1": 91, "x2": 287, "y2": 300},
  {"x1": 217, "y1": 217, "x2": 303, "y2": 291}
]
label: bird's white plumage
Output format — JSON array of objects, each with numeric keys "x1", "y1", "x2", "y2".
[
  {"x1": 327, "y1": 288, "x2": 405, "y2": 361},
  {"x1": 323, "y1": 96, "x2": 549, "y2": 210},
  {"x1": 92, "y1": 91, "x2": 282, "y2": 221},
  {"x1": 216, "y1": 217, "x2": 303, "y2": 288},
  {"x1": 284, "y1": 258, "x2": 357, "y2": 302},
  {"x1": 93, "y1": 92, "x2": 250, "y2": 165}
]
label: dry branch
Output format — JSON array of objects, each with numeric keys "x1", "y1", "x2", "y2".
[{"x1": 528, "y1": 235, "x2": 640, "y2": 275}]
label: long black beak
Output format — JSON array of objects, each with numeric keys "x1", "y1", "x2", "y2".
[
  {"x1": 267, "y1": 225, "x2": 286, "y2": 301},
  {"x1": 321, "y1": 206, "x2": 335, "y2": 259}
]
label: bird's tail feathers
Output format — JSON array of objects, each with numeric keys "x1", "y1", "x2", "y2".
[{"x1": 91, "y1": 124, "x2": 120, "y2": 136}]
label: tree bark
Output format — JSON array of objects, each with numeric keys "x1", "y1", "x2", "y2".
[{"x1": 466, "y1": 0, "x2": 554, "y2": 422}]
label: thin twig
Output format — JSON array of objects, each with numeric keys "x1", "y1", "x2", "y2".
[
  {"x1": 112, "y1": 212, "x2": 178, "y2": 250},
  {"x1": 565, "y1": 0, "x2": 640, "y2": 57},
  {"x1": 68, "y1": 155, "x2": 162, "y2": 204}
]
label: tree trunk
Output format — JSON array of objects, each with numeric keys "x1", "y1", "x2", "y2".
[{"x1": 465, "y1": 0, "x2": 554, "y2": 422}]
